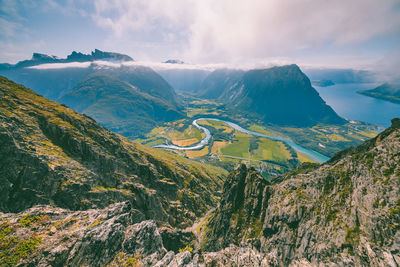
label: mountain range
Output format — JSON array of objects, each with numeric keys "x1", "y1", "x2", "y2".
[
  {"x1": 0, "y1": 49, "x2": 133, "y2": 70},
  {"x1": 0, "y1": 52, "x2": 350, "y2": 138},
  {"x1": 0, "y1": 76, "x2": 398, "y2": 266},
  {"x1": 0, "y1": 51, "x2": 183, "y2": 138},
  {"x1": 158, "y1": 66, "x2": 376, "y2": 94}
]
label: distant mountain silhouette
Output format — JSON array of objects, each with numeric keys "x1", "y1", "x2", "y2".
[
  {"x1": 163, "y1": 59, "x2": 185, "y2": 64},
  {"x1": 0, "y1": 49, "x2": 133, "y2": 70}
]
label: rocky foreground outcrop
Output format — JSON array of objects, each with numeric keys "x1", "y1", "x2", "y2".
[
  {"x1": 202, "y1": 118, "x2": 400, "y2": 266},
  {"x1": 4, "y1": 122, "x2": 398, "y2": 266},
  {"x1": 0, "y1": 201, "x2": 297, "y2": 266},
  {"x1": 0, "y1": 202, "x2": 196, "y2": 266}
]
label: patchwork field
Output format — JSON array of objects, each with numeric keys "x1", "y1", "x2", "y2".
[
  {"x1": 197, "y1": 119, "x2": 233, "y2": 134},
  {"x1": 220, "y1": 131, "x2": 252, "y2": 158},
  {"x1": 185, "y1": 145, "x2": 209, "y2": 158},
  {"x1": 249, "y1": 137, "x2": 293, "y2": 164},
  {"x1": 136, "y1": 96, "x2": 380, "y2": 178},
  {"x1": 138, "y1": 118, "x2": 304, "y2": 178}
]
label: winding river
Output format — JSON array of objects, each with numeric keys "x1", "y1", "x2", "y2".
[{"x1": 154, "y1": 118, "x2": 330, "y2": 163}]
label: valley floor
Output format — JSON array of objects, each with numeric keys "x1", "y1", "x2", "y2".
[{"x1": 137, "y1": 97, "x2": 381, "y2": 178}]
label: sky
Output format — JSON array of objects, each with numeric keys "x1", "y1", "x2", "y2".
[{"x1": 1, "y1": 0, "x2": 400, "y2": 70}]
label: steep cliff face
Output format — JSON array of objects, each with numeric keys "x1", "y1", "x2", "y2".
[
  {"x1": 199, "y1": 65, "x2": 345, "y2": 127},
  {"x1": 203, "y1": 165, "x2": 270, "y2": 251},
  {"x1": 157, "y1": 68, "x2": 210, "y2": 93},
  {"x1": 0, "y1": 76, "x2": 227, "y2": 228},
  {"x1": 203, "y1": 118, "x2": 400, "y2": 265},
  {"x1": 228, "y1": 65, "x2": 345, "y2": 126}
]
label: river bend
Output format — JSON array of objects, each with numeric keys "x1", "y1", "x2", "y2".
[{"x1": 154, "y1": 118, "x2": 330, "y2": 163}]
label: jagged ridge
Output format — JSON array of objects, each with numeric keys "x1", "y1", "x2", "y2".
[
  {"x1": 202, "y1": 118, "x2": 400, "y2": 265},
  {"x1": 0, "y1": 49, "x2": 133, "y2": 69}
]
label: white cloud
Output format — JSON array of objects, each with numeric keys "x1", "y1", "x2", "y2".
[
  {"x1": 374, "y1": 48, "x2": 400, "y2": 82},
  {"x1": 29, "y1": 61, "x2": 92, "y2": 69},
  {"x1": 2, "y1": 0, "x2": 399, "y2": 69},
  {"x1": 89, "y1": 0, "x2": 400, "y2": 65},
  {"x1": 0, "y1": 17, "x2": 21, "y2": 38},
  {"x1": 28, "y1": 60, "x2": 224, "y2": 71},
  {"x1": 91, "y1": 0, "x2": 192, "y2": 38}
]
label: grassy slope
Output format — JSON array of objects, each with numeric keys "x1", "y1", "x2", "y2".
[
  {"x1": 0, "y1": 76, "x2": 227, "y2": 227},
  {"x1": 60, "y1": 74, "x2": 183, "y2": 139}
]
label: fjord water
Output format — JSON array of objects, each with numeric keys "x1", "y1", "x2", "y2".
[{"x1": 314, "y1": 83, "x2": 400, "y2": 128}]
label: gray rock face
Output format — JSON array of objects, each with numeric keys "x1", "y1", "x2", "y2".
[
  {"x1": 167, "y1": 251, "x2": 192, "y2": 267},
  {"x1": 202, "y1": 245, "x2": 277, "y2": 266},
  {"x1": 0, "y1": 202, "x2": 169, "y2": 266},
  {"x1": 154, "y1": 251, "x2": 175, "y2": 267},
  {"x1": 67, "y1": 215, "x2": 126, "y2": 266},
  {"x1": 203, "y1": 119, "x2": 400, "y2": 266},
  {"x1": 160, "y1": 227, "x2": 196, "y2": 252},
  {"x1": 204, "y1": 165, "x2": 270, "y2": 251},
  {"x1": 0, "y1": 201, "x2": 204, "y2": 266},
  {"x1": 123, "y1": 220, "x2": 165, "y2": 256}
]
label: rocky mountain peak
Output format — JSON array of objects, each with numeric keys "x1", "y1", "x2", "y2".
[
  {"x1": 67, "y1": 50, "x2": 92, "y2": 61},
  {"x1": 32, "y1": 53, "x2": 58, "y2": 61},
  {"x1": 202, "y1": 164, "x2": 271, "y2": 251},
  {"x1": 3, "y1": 49, "x2": 134, "y2": 69},
  {"x1": 163, "y1": 59, "x2": 185, "y2": 64},
  {"x1": 66, "y1": 49, "x2": 134, "y2": 62},
  {"x1": 199, "y1": 64, "x2": 346, "y2": 127},
  {"x1": 90, "y1": 49, "x2": 134, "y2": 62}
]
